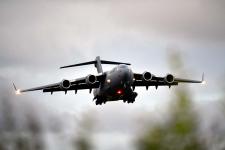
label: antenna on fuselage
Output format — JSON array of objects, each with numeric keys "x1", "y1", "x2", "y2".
[{"x1": 60, "y1": 56, "x2": 131, "y2": 73}]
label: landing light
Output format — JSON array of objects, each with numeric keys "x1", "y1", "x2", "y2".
[
  {"x1": 117, "y1": 90, "x2": 122, "y2": 94},
  {"x1": 107, "y1": 79, "x2": 111, "y2": 83},
  {"x1": 16, "y1": 89, "x2": 21, "y2": 95}
]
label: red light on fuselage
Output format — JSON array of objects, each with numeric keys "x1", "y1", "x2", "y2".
[{"x1": 117, "y1": 89, "x2": 123, "y2": 94}]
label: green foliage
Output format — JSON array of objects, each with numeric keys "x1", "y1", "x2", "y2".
[
  {"x1": 137, "y1": 91, "x2": 203, "y2": 150},
  {"x1": 73, "y1": 112, "x2": 95, "y2": 150},
  {"x1": 136, "y1": 50, "x2": 204, "y2": 150},
  {"x1": 74, "y1": 136, "x2": 92, "y2": 150}
]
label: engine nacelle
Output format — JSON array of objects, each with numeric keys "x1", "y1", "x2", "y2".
[
  {"x1": 60, "y1": 79, "x2": 71, "y2": 89},
  {"x1": 142, "y1": 71, "x2": 153, "y2": 81},
  {"x1": 86, "y1": 74, "x2": 97, "y2": 85},
  {"x1": 164, "y1": 74, "x2": 175, "y2": 84}
]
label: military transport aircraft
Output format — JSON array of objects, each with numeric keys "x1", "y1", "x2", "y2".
[{"x1": 13, "y1": 56, "x2": 205, "y2": 105}]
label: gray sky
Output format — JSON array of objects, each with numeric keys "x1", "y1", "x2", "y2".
[{"x1": 1, "y1": 0, "x2": 225, "y2": 150}]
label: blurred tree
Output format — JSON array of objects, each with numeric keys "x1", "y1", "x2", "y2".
[
  {"x1": 136, "y1": 49, "x2": 204, "y2": 150},
  {"x1": 15, "y1": 136, "x2": 30, "y2": 150},
  {"x1": 73, "y1": 111, "x2": 95, "y2": 150},
  {"x1": 75, "y1": 136, "x2": 92, "y2": 150},
  {"x1": 0, "y1": 91, "x2": 45, "y2": 150},
  {"x1": 222, "y1": 73, "x2": 225, "y2": 109},
  {"x1": 214, "y1": 73, "x2": 225, "y2": 150}
]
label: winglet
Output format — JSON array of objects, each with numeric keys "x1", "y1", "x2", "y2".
[
  {"x1": 201, "y1": 73, "x2": 206, "y2": 84},
  {"x1": 13, "y1": 83, "x2": 17, "y2": 91},
  {"x1": 13, "y1": 83, "x2": 21, "y2": 95}
]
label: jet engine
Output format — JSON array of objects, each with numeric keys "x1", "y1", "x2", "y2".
[
  {"x1": 142, "y1": 71, "x2": 153, "y2": 81},
  {"x1": 60, "y1": 79, "x2": 71, "y2": 89},
  {"x1": 164, "y1": 74, "x2": 175, "y2": 84},
  {"x1": 86, "y1": 74, "x2": 97, "y2": 85}
]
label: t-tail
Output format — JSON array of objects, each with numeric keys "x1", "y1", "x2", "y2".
[{"x1": 60, "y1": 56, "x2": 131, "y2": 73}]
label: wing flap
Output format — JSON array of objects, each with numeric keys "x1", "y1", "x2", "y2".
[
  {"x1": 20, "y1": 83, "x2": 60, "y2": 92},
  {"x1": 133, "y1": 73, "x2": 163, "y2": 81},
  {"x1": 133, "y1": 80, "x2": 178, "y2": 87},
  {"x1": 174, "y1": 73, "x2": 204, "y2": 83},
  {"x1": 43, "y1": 82, "x2": 100, "y2": 93},
  {"x1": 132, "y1": 72, "x2": 204, "y2": 88},
  {"x1": 174, "y1": 78, "x2": 201, "y2": 83}
]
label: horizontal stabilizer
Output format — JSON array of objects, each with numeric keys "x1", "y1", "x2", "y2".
[
  {"x1": 101, "y1": 60, "x2": 130, "y2": 65},
  {"x1": 60, "y1": 58, "x2": 130, "y2": 69},
  {"x1": 60, "y1": 61, "x2": 96, "y2": 69}
]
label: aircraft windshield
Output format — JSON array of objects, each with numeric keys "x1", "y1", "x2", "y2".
[{"x1": 119, "y1": 65, "x2": 128, "y2": 68}]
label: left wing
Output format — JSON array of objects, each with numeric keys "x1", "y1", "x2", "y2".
[
  {"x1": 14, "y1": 74, "x2": 106, "y2": 94},
  {"x1": 132, "y1": 72, "x2": 204, "y2": 89}
]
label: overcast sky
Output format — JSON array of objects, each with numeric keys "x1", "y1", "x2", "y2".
[{"x1": 1, "y1": 0, "x2": 225, "y2": 149}]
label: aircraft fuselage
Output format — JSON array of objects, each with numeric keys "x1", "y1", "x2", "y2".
[{"x1": 93, "y1": 65, "x2": 136, "y2": 104}]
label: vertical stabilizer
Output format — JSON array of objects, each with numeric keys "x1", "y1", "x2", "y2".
[{"x1": 95, "y1": 56, "x2": 103, "y2": 73}]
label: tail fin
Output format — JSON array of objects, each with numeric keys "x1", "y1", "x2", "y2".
[
  {"x1": 60, "y1": 56, "x2": 131, "y2": 73},
  {"x1": 95, "y1": 56, "x2": 103, "y2": 73}
]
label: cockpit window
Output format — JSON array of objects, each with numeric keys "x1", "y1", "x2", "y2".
[
  {"x1": 110, "y1": 65, "x2": 127, "y2": 73},
  {"x1": 119, "y1": 65, "x2": 128, "y2": 68}
]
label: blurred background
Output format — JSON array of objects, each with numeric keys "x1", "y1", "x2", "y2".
[{"x1": 0, "y1": 0, "x2": 225, "y2": 150}]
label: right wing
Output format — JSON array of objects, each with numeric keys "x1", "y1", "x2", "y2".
[{"x1": 14, "y1": 74, "x2": 106, "y2": 94}]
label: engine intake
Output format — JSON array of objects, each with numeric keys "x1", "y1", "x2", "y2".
[
  {"x1": 60, "y1": 79, "x2": 71, "y2": 89},
  {"x1": 164, "y1": 74, "x2": 174, "y2": 84},
  {"x1": 86, "y1": 74, "x2": 97, "y2": 85},
  {"x1": 142, "y1": 71, "x2": 153, "y2": 81}
]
